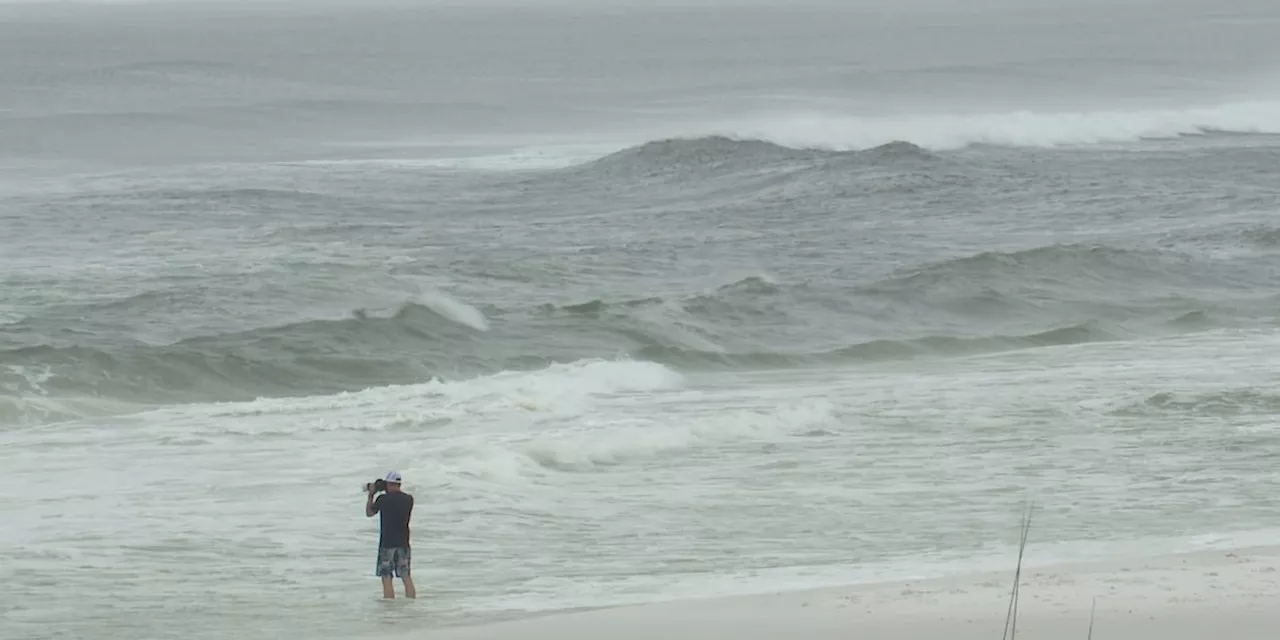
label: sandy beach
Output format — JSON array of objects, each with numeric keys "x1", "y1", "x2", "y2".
[{"x1": 425, "y1": 545, "x2": 1280, "y2": 639}]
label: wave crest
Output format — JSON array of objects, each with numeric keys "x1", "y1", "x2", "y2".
[
  {"x1": 708, "y1": 101, "x2": 1280, "y2": 151},
  {"x1": 583, "y1": 136, "x2": 813, "y2": 177},
  {"x1": 638, "y1": 322, "x2": 1118, "y2": 369},
  {"x1": 565, "y1": 136, "x2": 938, "y2": 181},
  {"x1": 863, "y1": 244, "x2": 1210, "y2": 298}
]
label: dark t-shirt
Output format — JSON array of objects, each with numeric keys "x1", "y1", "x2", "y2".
[{"x1": 372, "y1": 491, "x2": 414, "y2": 549}]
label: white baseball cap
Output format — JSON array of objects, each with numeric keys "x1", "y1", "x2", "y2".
[{"x1": 384, "y1": 471, "x2": 403, "y2": 484}]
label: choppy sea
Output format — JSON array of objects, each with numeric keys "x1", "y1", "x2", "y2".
[{"x1": 2, "y1": 2, "x2": 1279, "y2": 639}]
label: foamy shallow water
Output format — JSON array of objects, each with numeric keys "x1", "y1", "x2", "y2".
[{"x1": 4, "y1": 329, "x2": 1279, "y2": 640}]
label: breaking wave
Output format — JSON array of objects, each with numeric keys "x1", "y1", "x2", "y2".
[
  {"x1": 3, "y1": 240, "x2": 1272, "y2": 426},
  {"x1": 703, "y1": 101, "x2": 1280, "y2": 151}
]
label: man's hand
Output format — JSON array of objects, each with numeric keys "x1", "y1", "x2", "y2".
[{"x1": 365, "y1": 490, "x2": 378, "y2": 518}]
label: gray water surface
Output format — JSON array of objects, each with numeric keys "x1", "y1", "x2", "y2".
[{"x1": 3, "y1": 2, "x2": 1280, "y2": 639}]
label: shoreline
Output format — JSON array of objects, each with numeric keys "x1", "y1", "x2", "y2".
[{"x1": 422, "y1": 544, "x2": 1280, "y2": 639}]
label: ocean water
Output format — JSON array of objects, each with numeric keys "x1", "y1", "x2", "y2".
[{"x1": 3, "y1": 1, "x2": 1280, "y2": 638}]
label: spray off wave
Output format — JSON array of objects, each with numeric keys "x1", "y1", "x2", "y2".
[{"x1": 701, "y1": 100, "x2": 1280, "y2": 151}]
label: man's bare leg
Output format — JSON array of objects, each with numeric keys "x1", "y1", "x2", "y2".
[
  {"x1": 381, "y1": 576, "x2": 395, "y2": 599},
  {"x1": 402, "y1": 575, "x2": 416, "y2": 599}
]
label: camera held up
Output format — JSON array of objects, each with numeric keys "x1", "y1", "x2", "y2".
[{"x1": 363, "y1": 478, "x2": 387, "y2": 494}]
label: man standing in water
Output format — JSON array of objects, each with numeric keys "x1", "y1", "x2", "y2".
[{"x1": 366, "y1": 471, "x2": 416, "y2": 599}]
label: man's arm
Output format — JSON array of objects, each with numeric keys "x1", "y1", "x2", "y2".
[
  {"x1": 406, "y1": 494, "x2": 414, "y2": 543},
  {"x1": 366, "y1": 491, "x2": 380, "y2": 518}
]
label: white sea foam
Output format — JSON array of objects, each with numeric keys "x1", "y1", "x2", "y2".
[
  {"x1": 171, "y1": 358, "x2": 685, "y2": 426},
  {"x1": 703, "y1": 100, "x2": 1280, "y2": 151},
  {"x1": 519, "y1": 398, "x2": 838, "y2": 472}
]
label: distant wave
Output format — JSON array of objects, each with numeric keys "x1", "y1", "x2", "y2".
[
  {"x1": 582, "y1": 136, "x2": 819, "y2": 177},
  {"x1": 97, "y1": 59, "x2": 255, "y2": 80},
  {"x1": 559, "y1": 136, "x2": 939, "y2": 182},
  {"x1": 698, "y1": 101, "x2": 1280, "y2": 151}
]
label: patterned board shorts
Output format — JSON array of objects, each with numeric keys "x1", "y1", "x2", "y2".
[{"x1": 376, "y1": 546, "x2": 411, "y2": 578}]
